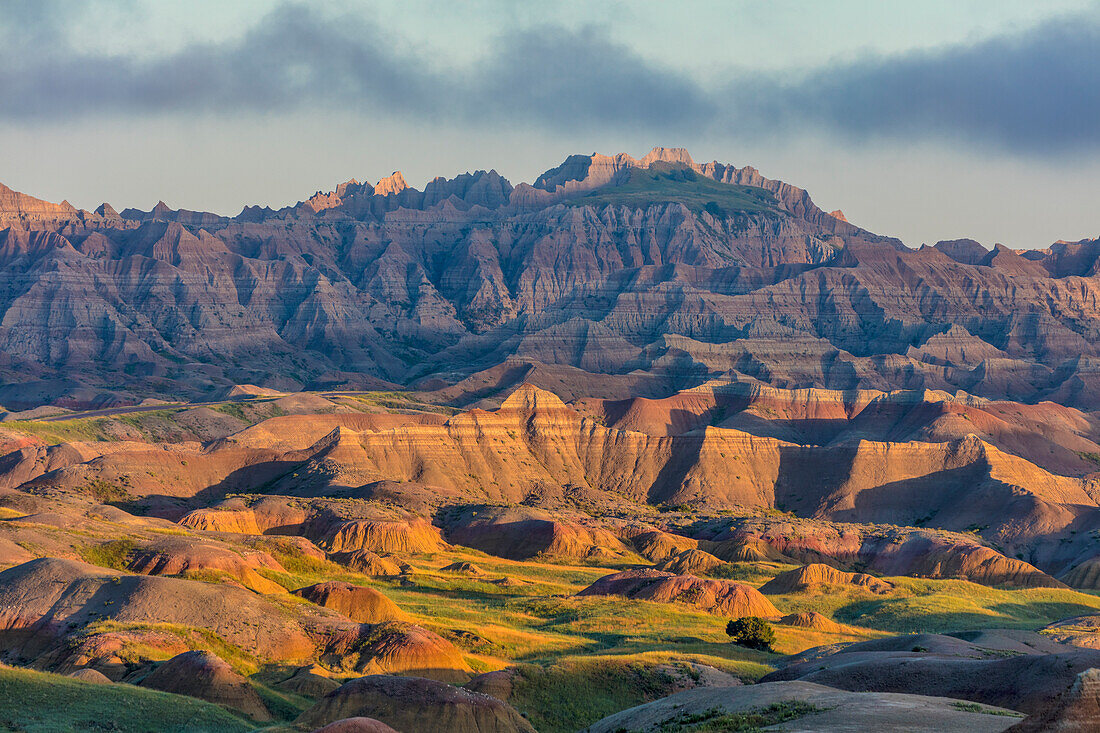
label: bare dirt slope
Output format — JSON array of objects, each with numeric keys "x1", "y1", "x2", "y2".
[{"x1": 584, "y1": 680, "x2": 1023, "y2": 732}]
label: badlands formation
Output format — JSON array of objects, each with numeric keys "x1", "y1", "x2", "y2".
[{"x1": 1, "y1": 149, "x2": 1100, "y2": 730}]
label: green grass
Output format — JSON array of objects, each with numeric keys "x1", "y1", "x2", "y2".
[
  {"x1": 1, "y1": 392, "x2": 452, "y2": 447},
  {"x1": 1, "y1": 417, "x2": 113, "y2": 444},
  {"x1": 10, "y1": 493, "x2": 1100, "y2": 732},
  {"x1": 566, "y1": 162, "x2": 779, "y2": 216},
  {"x1": 830, "y1": 578, "x2": 1100, "y2": 632},
  {"x1": 509, "y1": 659, "x2": 681, "y2": 733},
  {"x1": 1075, "y1": 450, "x2": 1100, "y2": 466},
  {"x1": 259, "y1": 541, "x2": 344, "y2": 576},
  {"x1": 212, "y1": 403, "x2": 250, "y2": 422},
  {"x1": 245, "y1": 541, "x2": 786, "y2": 670},
  {"x1": 950, "y1": 701, "x2": 1024, "y2": 717},
  {"x1": 0, "y1": 666, "x2": 252, "y2": 733},
  {"x1": 251, "y1": 680, "x2": 312, "y2": 722},
  {"x1": 709, "y1": 561, "x2": 794, "y2": 584},
  {"x1": 81, "y1": 620, "x2": 261, "y2": 675},
  {"x1": 344, "y1": 391, "x2": 460, "y2": 415},
  {"x1": 79, "y1": 539, "x2": 136, "y2": 571},
  {"x1": 654, "y1": 700, "x2": 824, "y2": 732},
  {"x1": 84, "y1": 478, "x2": 132, "y2": 504}
]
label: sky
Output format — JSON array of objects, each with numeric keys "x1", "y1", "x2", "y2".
[{"x1": 1, "y1": 0, "x2": 1099, "y2": 248}]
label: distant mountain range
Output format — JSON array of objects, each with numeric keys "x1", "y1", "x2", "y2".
[{"x1": 1, "y1": 147, "x2": 1098, "y2": 409}]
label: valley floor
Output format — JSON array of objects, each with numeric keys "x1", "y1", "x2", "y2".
[{"x1": 2, "y1": 385, "x2": 1100, "y2": 731}]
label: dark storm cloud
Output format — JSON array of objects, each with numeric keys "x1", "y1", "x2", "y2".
[
  {"x1": 0, "y1": 4, "x2": 709, "y2": 128},
  {"x1": 2, "y1": 1, "x2": 1099, "y2": 153},
  {"x1": 740, "y1": 17, "x2": 1100, "y2": 154}
]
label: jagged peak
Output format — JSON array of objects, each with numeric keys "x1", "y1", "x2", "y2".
[
  {"x1": 303, "y1": 189, "x2": 345, "y2": 214},
  {"x1": 829, "y1": 209, "x2": 848, "y2": 222},
  {"x1": 375, "y1": 171, "x2": 408, "y2": 197}
]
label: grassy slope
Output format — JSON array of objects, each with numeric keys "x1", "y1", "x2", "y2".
[
  {"x1": 6, "y1": 531, "x2": 1100, "y2": 732},
  {"x1": 0, "y1": 666, "x2": 253, "y2": 733},
  {"x1": 566, "y1": 162, "x2": 779, "y2": 215},
  {"x1": 249, "y1": 541, "x2": 1100, "y2": 732},
  {"x1": 0, "y1": 391, "x2": 453, "y2": 445},
  {"x1": 6, "y1": 388, "x2": 1100, "y2": 730}
]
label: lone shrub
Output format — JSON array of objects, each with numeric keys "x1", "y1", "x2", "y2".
[{"x1": 726, "y1": 616, "x2": 775, "y2": 651}]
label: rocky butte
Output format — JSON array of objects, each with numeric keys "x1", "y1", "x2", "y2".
[
  {"x1": 2, "y1": 146, "x2": 1099, "y2": 412},
  {"x1": 1, "y1": 147, "x2": 1100, "y2": 731}
]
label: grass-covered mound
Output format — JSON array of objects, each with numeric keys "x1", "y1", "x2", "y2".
[
  {"x1": 0, "y1": 665, "x2": 253, "y2": 733},
  {"x1": 568, "y1": 162, "x2": 779, "y2": 215}
]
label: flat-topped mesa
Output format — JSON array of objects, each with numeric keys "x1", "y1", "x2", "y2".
[
  {"x1": 523, "y1": 147, "x2": 699, "y2": 206},
  {"x1": 638, "y1": 146, "x2": 696, "y2": 167},
  {"x1": 531, "y1": 152, "x2": 638, "y2": 192},
  {"x1": 516, "y1": 147, "x2": 870, "y2": 236},
  {"x1": 533, "y1": 147, "x2": 696, "y2": 193}
]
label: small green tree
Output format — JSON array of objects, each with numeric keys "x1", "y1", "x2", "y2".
[{"x1": 726, "y1": 616, "x2": 775, "y2": 651}]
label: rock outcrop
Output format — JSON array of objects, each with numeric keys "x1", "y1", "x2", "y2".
[
  {"x1": 628, "y1": 530, "x2": 698, "y2": 562},
  {"x1": 324, "y1": 622, "x2": 472, "y2": 682},
  {"x1": 330, "y1": 550, "x2": 402, "y2": 576},
  {"x1": 578, "y1": 569, "x2": 779, "y2": 617},
  {"x1": 1007, "y1": 667, "x2": 1100, "y2": 731},
  {"x1": 446, "y1": 506, "x2": 636, "y2": 561},
  {"x1": 441, "y1": 561, "x2": 484, "y2": 574},
  {"x1": 67, "y1": 668, "x2": 113, "y2": 684},
  {"x1": 126, "y1": 537, "x2": 287, "y2": 594},
  {"x1": 762, "y1": 636, "x2": 1100, "y2": 715},
  {"x1": 277, "y1": 664, "x2": 341, "y2": 698},
  {"x1": 320, "y1": 520, "x2": 444, "y2": 555},
  {"x1": 312, "y1": 719, "x2": 400, "y2": 733},
  {"x1": 296, "y1": 675, "x2": 536, "y2": 733},
  {"x1": 4, "y1": 147, "x2": 1100, "y2": 415},
  {"x1": 139, "y1": 650, "x2": 271, "y2": 721},
  {"x1": 777, "y1": 611, "x2": 845, "y2": 633},
  {"x1": 585, "y1": 680, "x2": 1022, "y2": 733},
  {"x1": 0, "y1": 558, "x2": 318, "y2": 662},
  {"x1": 759, "y1": 563, "x2": 894, "y2": 595},
  {"x1": 294, "y1": 582, "x2": 404, "y2": 624},
  {"x1": 654, "y1": 549, "x2": 725, "y2": 576}
]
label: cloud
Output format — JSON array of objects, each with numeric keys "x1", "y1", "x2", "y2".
[
  {"x1": 2, "y1": 2, "x2": 1099, "y2": 153},
  {"x1": 0, "y1": 4, "x2": 708, "y2": 131},
  {"x1": 734, "y1": 16, "x2": 1100, "y2": 154}
]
